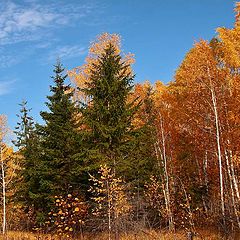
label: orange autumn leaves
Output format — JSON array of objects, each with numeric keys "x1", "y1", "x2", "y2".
[
  {"x1": 61, "y1": 2, "x2": 240, "y2": 229},
  {"x1": 217, "y1": 27, "x2": 240, "y2": 69},
  {"x1": 68, "y1": 33, "x2": 135, "y2": 103}
]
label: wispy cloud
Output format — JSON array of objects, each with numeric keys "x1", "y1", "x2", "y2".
[
  {"x1": 0, "y1": 80, "x2": 16, "y2": 96},
  {"x1": 0, "y1": 54, "x2": 19, "y2": 68},
  {"x1": 47, "y1": 45, "x2": 86, "y2": 62},
  {"x1": 0, "y1": 1, "x2": 93, "y2": 45}
]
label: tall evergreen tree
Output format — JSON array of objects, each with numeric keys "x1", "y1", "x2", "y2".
[
  {"x1": 13, "y1": 101, "x2": 40, "y2": 207},
  {"x1": 125, "y1": 85, "x2": 157, "y2": 186},
  {"x1": 36, "y1": 62, "x2": 83, "y2": 210},
  {"x1": 81, "y1": 44, "x2": 138, "y2": 175}
]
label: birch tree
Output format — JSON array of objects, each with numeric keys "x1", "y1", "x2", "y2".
[
  {"x1": 174, "y1": 38, "x2": 240, "y2": 228},
  {"x1": 0, "y1": 115, "x2": 17, "y2": 235},
  {"x1": 89, "y1": 165, "x2": 130, "y2": 240}
]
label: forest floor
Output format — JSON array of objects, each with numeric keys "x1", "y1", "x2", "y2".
[{"x1": 0, "y1": 229, "x2": 236, "y2": 240}]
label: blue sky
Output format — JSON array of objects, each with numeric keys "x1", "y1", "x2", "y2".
[{"x1": 0, "y1": 0, "x2": 236, "y2": 130}]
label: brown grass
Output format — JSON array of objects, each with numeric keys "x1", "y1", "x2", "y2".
[{"x1": 0, "y1": 230, "x2": 232, "y2": 240}]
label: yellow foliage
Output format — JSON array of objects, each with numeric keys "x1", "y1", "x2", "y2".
[
  {"x1": 0, "y1": 115, "x2": 8, "y2": 142},
  {"x1": 89, "y1": 164, "x2": 131, "y2": 219},
  {"x1": 68, "y1": 33, "x2": 135, "y2": 102},
  {"x1": 74, "y1": 207, "x2": 79, "y2": 212},
  {"x1": 217, "y1": 26, "x2": 240, "y2": 69}
]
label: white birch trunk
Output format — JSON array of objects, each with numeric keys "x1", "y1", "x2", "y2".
[
  {"x1": 158, "y1": 113, "x2": 173, "y2": 230},
  {"x1": 210, "y1": 84, "x2": 225, "y2": 221},
  {"x1": 228, "y1": 147, "x2": 240, "y2": 201},
  {"x1": 0, "y1": 145, "x2": 6, "y2": 235},
  {"x1": 225, "y1": 149, "x2": 240, "y2": 228}
]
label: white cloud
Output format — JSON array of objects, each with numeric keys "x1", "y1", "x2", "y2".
[
  {"x1": 48, "y1": 45, "x2": 86, "y2": 62},
  {"x1": 0, "y1": 1, "x2": 102, "y2": 67},
  {"x1": 0, "y1": 1, "x2": 93, "y2": 45},
  {"x1": 0, "y1": 80, "x2": 15, "y2": 96}
]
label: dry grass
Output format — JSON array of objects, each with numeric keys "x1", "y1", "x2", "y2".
[
  {"x1": 0, "y1": 229, "x2": 234, "y2": 240},
  {"x1": 120, "y1": 230, "x2": 222, "y2": 240},
  {"x1": 0, "y1": 231, "x2": 54, "y2": 240}
]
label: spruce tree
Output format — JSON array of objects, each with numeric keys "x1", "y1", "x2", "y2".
[
  {"x1": 13, "y1": 101, "x2": 51, "y2": 226},
  {"x1": 81, "y1": 44, "x2": 138, "y2": 174},
  {"x1": 36, "y1": 62, "x2": 82, "y2": 210},
  {"x1": 14, "y1": 100, "x2": 35, "y2": 149},
  {"x1": 123, "y1": 86, "x2": 157, "y2": 186},
  {"x1": 13, "y1": 101, "x2": 40, "y2": 207}
]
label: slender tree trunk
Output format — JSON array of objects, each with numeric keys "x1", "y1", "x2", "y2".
[
  {"x1": 111, "y1": 153, "x2": 119, "y2": 240},
  {"x1": 178, "y1": 177, "x2": 194, "y2": 233},
  {"x1": 0, "y1": 145, "x2": 6, "y2": 235},
  {"x1": 202, "y1": 151, "x2": 209, "y2": 213},
  {"x1": 114, "y1": 209, "x2": 119, "y2": 240},
  {"x1": 210, "y1": 85, "x2": 225, "y2": 223},
  {"x1": 224, "y1": 101, "x2": 240, "y2": 202},
  {"x1": 203, "y1": 151, "x2": 209, "y2": 192},
  {"x1": 158, "y1": 113, "x2": 173, "y2": 230},
  {"x1": 225, "y1": 149, "x2": 240, "y2": 228},
  {"x1": 228, "y1": 147, "x2": 240, "y2": 201},
  {"x1": 154, "y1": 142, "x2": 161, "y2": 171},
  {"x1": 107, "y1": 180, "x2": 111, "y2": 240}
]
